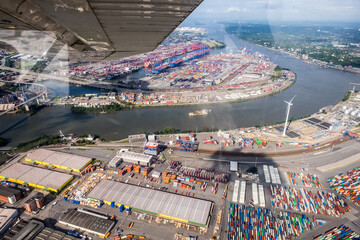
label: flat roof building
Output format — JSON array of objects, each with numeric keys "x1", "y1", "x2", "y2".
[
  {"x1": 88, "y1": 180, "x2": 213, "y2": 227},
  {"x1": 0, "y1": 185, "x2": 21, "y2": 204},
  {"x1": 119, "y1": 151, "x2": 153, "y2": 166},
  {"x1": 58, "y1": 208, "x2": 115, "y2": 237},
  {"x1": 1, "y1": 219, "x2": 77, "y2": 240},
  {"x1": 0, "y1": 208, "x2": 18, "y2": 235},
  {"x1": 25, "y1": 149, "x2": 92, "y2": 173},
  {"x1": 0, "y1": 163, "x2": 73, "y2": 193},
  {"x1": 107, "y1": 155, "x2": 123, "y2": 168}
]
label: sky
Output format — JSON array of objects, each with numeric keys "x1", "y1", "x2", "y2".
[{"x1": 185, "y1": 0, "x2": 360, "y2": 24}]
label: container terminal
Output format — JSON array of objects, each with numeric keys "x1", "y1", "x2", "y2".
[
  {"x1": 0, "y1": 87, "x2": 358, "y2": 240},
  {"x1": 0, "y1": 124, "x2": 359, "y2": 240}
]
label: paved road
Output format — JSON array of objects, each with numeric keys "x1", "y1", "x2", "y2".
[{"x1": 169, "y1": 138, "x2": 360, "y2": 169}]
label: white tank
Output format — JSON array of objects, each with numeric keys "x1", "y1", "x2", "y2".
[
  {"x1": 345, "y1": 109, "x2": 350, "y2": 115},
  {"x1": 342, "y1": 105, "x2": 347, "y2": 110},
  {"x1": 351, "y1": 111, "x2": 356, "y2": 116},
  {"x1": 358, "y1": 112, "x2": 360, "y2": 118}
]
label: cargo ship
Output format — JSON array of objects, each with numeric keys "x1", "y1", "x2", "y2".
[{"x1": 188, "y1": 109, "x2": 211, "y2": 116}]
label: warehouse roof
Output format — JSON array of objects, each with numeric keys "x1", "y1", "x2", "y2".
[
  {"x1": 34, "y1": 227, "x2": 77, "y2": 240},
  {"x1": 88, "y1": 180, "x2": 213, "y2": 226},
  {"x1": 120, "y1": 151, "x2": 153, "y2": 164},
  {"x1": 0, "y1": 163, "x2": 73, "y2": 191},
  {"x1": 1, "y1": 219, "x2": 77, "y2": 240},
  {"x1": 0, "y1": 208, "x2": 18, "y2": 234},
  {"x1": 26, "y1": 149, "x2": 92, "y2": 171},
  {"x1": 58, "y1": 209, "x2": 115, "y2": 236},
  {"x1": 0, "y1": 185, "x2": 21, "y2": 197}
]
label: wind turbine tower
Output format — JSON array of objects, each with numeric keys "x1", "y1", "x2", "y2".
[
  {"x1": 350, "y1": 83, "x2": 360, "y2": 92},
  {"x1": 282, "y1": 95, "x2": 296, "y2": 137}
]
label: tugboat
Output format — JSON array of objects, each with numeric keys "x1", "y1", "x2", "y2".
[{"x1": 188, "y1": 109, "x2": 211, "y2": 116}]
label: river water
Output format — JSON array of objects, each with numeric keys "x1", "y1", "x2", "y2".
[{"x1": 1, "y1": 24, "x2": 359, "y2": 145}]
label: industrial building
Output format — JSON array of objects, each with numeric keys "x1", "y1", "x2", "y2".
[
  {"x1": 0, "y1": 185, "x2": 21, "y2": 204},
  {"x1": 58, "y1": 208, "x2": 115, "y2": 238},
  {"x1": 107, "y1": 155, "x2": 123, "y2": 168},
  {"x1": 25, "y1": 149, "x2": 92, "y2": 173},
  {"x1": 0, "y1": 208, "x2": 18, "y2": 235},
  {"x1": 118, "y1": 151, "x2": 154, "y2": 166},
  {"x1": 229, "y1": 161, "x2": 238, "y2": 172},
  {"x1": 128, "y1": 134, "x2": 147, "y2": 143},
  {"x1": 0, "y1": 163, "x2": 73, "y2": 193},
  {"x1": 1, "y1": 219, "x2": 77, "y2": 240},
  {"x1": 87, "y1": 180, "x2": 213, "y2": 227},
  {"x1": 24, "y1": 192, "x2": 45, "y2": 213}
]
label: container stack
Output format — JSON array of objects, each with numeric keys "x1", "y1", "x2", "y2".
[
  {"x1": 126, "y1": 165, "x2": 133, "y2": 173},
  {"x1": 134, "y1": 165, "x2": 141, "y2": 173},
  {"x1": 313, "y1": 225, "x2": 359, "y2": 240},
  {"x1": 226, "y1": 203, "x2": 318, "y2": 240},
  {"x1": 141, "y1": 167, "x2": 150, "y2": 176},
  {"x1": 286, "y1": 171, "x2": 323, "y2": 188},
  {"x1": 270, "y1": 185, "x2": 350, "y2": 216},
  {"x1": 327, "y1": 167, "x2": 360, "y2": 206}
]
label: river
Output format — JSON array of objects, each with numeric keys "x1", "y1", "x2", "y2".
[{"x1": 1, "y1": 24, "x2": 359, "y2": 146}]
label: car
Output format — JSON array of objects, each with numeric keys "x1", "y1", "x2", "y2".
[{"x1": 128, "y1": 222, "x2": 134, "y2": 228}]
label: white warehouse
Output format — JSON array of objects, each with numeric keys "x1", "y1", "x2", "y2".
[{"x1": 108, "y1": 151, "x2": 153, "y2": 168}]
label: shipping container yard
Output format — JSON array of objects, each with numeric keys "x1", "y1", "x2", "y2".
[
  {"x1": 286, "y1": 171, "x2": 323, "y2": 188},
  {"x1": 328, "y1": 166, "x2": 360, "y2": 206},
  {"x1": 0, "y1": 142, "x2": 358, "y2": 240},
  {"x1": 270, "y1": 185, "x2": 350, "y2": 216},
  {"x1": 313, "y1": 225, "x2": 360, "y2": 240},
  {"x1": 226, "y1": 203, "x2": 319, "y2": 240}
]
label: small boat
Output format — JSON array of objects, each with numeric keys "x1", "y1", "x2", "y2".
[
  {"x1": 189, "y1": 109, "x2": 211, "y2": 116},
  {"x1": 99, "y1": 111, "x2": 107, "y2": 114}
]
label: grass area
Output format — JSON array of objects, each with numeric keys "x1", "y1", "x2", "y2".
[
  {"x1": 17, "y1": 135, "x2": 64, "y2": 151},
  {"x1": 70, "y1": 103, "x2": 122, "y2": 113},
  {"x1": 342, "y1": 91, "x2": 352, "y2": 102}
]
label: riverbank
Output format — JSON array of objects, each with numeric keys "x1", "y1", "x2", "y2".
[
  {"x1": 2, "y1": 25, "x2": 360, "y2": 146},
  {"x1": 249, "y1": 43, "x2": 360, "y2": 75},
  {"x1": 53, "y1": 69, "x2": 295, "y2": 112}
]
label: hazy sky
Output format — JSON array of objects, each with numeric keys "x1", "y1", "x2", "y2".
[{"x1": 185, "y1": 0, "x2": 360, "y2": 23}]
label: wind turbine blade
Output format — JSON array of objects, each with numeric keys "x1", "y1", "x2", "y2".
[{"x1": 289, "y1": 95, "x2": 296, "y2": 103}]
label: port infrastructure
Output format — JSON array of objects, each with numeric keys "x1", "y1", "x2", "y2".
[{"x1": 283, "y1": 95, "x2": 296, "y2": 137}]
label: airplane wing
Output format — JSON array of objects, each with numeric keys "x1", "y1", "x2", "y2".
[{"x1": 0, "y1": 0, "x2": 203, "y2": 61}]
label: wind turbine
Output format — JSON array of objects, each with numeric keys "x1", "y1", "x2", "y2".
[
  {"x1": 283, "y1": 95, "x2": 296, "y2": 137},
  {"x1": 350, "y1": 83, "x2": 360, "y2": 92}
]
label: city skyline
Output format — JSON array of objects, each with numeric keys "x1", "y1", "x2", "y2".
[{"x1": 186, "y1": 0, "x2": 360, "y2": 24}]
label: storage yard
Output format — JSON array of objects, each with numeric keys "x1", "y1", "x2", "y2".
[
  {"x1": 226, "y1": 203, "x2": 319, "y2": 239},
  {"x1": 314, "y1": 225, "x2": 360, "y2": 240},
  {"x1": 25, "y1": 149, "x2": 92, "y2": 173},
  {"x1": 0, "y1": 163, "x2": 73, "y2": 192},
  {"x1": 0, "y1": 136, "x2": 359, "y2": 240},
  {"x1": 328, "y1": 166, "x2": 360, "y2": 206}
]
